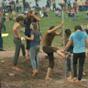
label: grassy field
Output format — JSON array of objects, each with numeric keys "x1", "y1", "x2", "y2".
[{"x1": 3, "y1": 11, "x2": 88, "y2": 50}]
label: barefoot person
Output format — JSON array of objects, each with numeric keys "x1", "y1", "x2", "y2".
[
  {"x1": 13, "y1": 16, "x2": 25, "y2": 71},
  {"x1": 25, "y1": 22, "x2": 42, "y2": 77},
  {"x1": 42, "y1": 22, "x2": 65, "y2": 80},
  {"x1": 64, "y1": 25, "x2": 88, "y2": 83},
  {"x1": 64, "y1": 29, "x2": 73, "y2": 80}
]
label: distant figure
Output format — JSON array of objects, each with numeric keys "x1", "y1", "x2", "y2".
[
  {"x1": 46, "y1": 0, "x2": 51, "y2": 8},
  {"x1": 0, "y1": 12, "x2": 3, "y2": 51},
  {"x1": 52, "y1": 0, "x2": 56, "y2": 11},
  {"x1": 2, "y1": 13, "x2": 6, "y2": 32},
  {"x1": 43, "y1": 7, "x2": 48, "y2": 17},
  {"x1": 55, "y1": 8, "x2": 61, "y2": 17}
]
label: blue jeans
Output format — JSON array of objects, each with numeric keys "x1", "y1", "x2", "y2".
[{"x1": 30, "y1": 46, "x2": 39, "y2": 70}]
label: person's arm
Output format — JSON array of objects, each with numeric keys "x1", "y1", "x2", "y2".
[
  {"x1": 25, "y1": 34, "x2": 34, "y2": 40},
  {"x1": 47, "y1": 22, "x2": 63, "y2": 33},
  {"x1": 31, "y1": 14, "x2": 41, "y2": 21},
  {"x1": 55, "y1": 31, "x2": 62, "y2": 36},
  {"x1": 64, "y1": 40, "x2": 73, "y2": 51}
]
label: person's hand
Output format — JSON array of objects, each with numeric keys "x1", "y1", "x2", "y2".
[
  {"x1": 21, "y1": 37, "x2": 25, "y2": 41},
  {"x1": 60, "y1": 49, "x2": 65, "y2": 53},
  {"x1": 57, "y1": 50, "x2": 65, "y2": 59}
]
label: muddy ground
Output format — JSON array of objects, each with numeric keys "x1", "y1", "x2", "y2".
[{"x1": 0, "y1": 51, "x2": 88, "y2": 88}]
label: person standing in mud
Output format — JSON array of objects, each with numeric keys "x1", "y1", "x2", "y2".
[
  {"x1": 42, "y1": 21, "x2": 65, "y2": 80},
  {"x1": 25, "y1": 22, "x2": 42, "y2": 77},
  {"x1": 64, "y1": 29, "x2": 73, "y2": 80},
  {"x1": 64, "y1": 25, "x2": 88, "y2": 83},
  {"x1": 13, "y1": 15, "x2": 25, "y2": 71}
]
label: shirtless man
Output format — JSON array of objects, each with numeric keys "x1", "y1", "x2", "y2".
[{"x1": 13, "y1": 16, "x2": 25, "y2": 71}]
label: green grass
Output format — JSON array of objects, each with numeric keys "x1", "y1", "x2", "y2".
[{"x1": 3, "y1": 11, "x2": 88, "y2": 50}]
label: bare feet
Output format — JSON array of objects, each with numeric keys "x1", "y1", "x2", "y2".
[
  {"x1": 67, "y1": 77, "x2": 77, "y2": 83},
  {"x1": 67, "y1": 76, "x2": 72, "y2": 81},
  {"x1": 45, "y1": 76, "x2": 52, "y2": 81},
  {"x1": 32, "y1": 70, "x2": 38, "y2": 77},
  {"x1": 74, "y1": 79, "x2": 81, "y2": 84},
  {"x1": 12, "y1": 66, "x2": 23, "y2": 72}
]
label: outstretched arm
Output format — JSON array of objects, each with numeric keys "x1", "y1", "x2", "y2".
[
  {"x1": 31, "y1": 14, "x2": 41, "y2": 21},
  {"x1": 47, "y1": 21, "x2": 64, "y2": 34}
]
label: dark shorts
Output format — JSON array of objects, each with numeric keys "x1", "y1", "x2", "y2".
[
  {"x1": 43, "y1": 46, "x2": 57, "y2": 68},
  {"x1": 26, "y1": 40, "x2": 30, "y2": 50},
  {"x1": 43, "y1": 46, "x2": 57, "y2": 54}
]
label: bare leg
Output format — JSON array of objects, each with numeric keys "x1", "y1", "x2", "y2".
[
  {"x1": 45, "y1": 68, "x2": 53, "y2": 80},
  {"x1": 26, "y1": 49, "x2": 30, "y2": 63}
]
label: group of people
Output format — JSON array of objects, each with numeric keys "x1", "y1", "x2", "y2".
[
  {"x1": 64, "y1": 26, "x2": 88, "y2": 83},
  {"x1": 12, "y1": 10, "x2": 88, "y2": 83},
  {"x1": 13, "y1": 10, "x2": 64, "y2": 79}
]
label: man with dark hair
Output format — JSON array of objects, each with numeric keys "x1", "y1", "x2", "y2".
[
  {"x1": 64, "y1": 25, "x2": 88, "y2": 83},
  {"x1": 42, "y1": 22, "x2": 65, "y2": 80}
]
